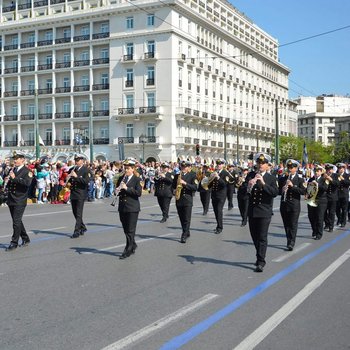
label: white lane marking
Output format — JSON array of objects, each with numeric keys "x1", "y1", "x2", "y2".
[
  {"x1": 81, "y1": 233, "x2": 175, "y2": 255},
  {"x1": 233, "y1": 249, "x2": 350, "y2": 350},
  {"x1": 0, "y1": 235, "x2": 11, "y2": 238},
  {"x1": 28, "y1": 226, "x2": 66, "y2": 234},
  {"x1": 272, "y1": 243, "x2": 312, "y2": 262},
  {"x1": 24, "y1": 210, "x2": 72, "y2": 217},
  {"x1": 101, "y1": 293, "x2": 219, "y2": 350}
]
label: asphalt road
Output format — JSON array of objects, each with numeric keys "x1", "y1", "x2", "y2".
[{"x1": 0, "y1": 193, "x2": 350, "y2": 350}]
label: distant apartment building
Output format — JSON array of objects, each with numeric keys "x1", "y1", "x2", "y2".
[
  {"x1": 297, "y1": 95, "x2": 350, "y2": 146},
  {"x1": 0, "y1": 0, "x2": 290, "y2": 162}
]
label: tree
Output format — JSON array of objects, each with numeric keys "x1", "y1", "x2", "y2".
[{"x1": 334, "y1": 131, "x2": 350, "y2": 163}]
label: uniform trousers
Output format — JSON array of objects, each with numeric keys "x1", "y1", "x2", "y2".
[
  {"x1": 226, "y1": 185, "x2": 235, "y2": 209},
  {"x1": 71, "y1": 199, "x2": 86, "y2": 233},
  {"x1": 176, "y1": 203, "x2": 192, "y2": 236},
  {"x1": 237, "y1": 195, "x2": 249, "y2": 225},
  {"x1": 280, "y1": 205, "x2": 300, "y2": 246},
  {"x1": 308, "y1": 201, "x2": 327, "y2": 238},
  {"x1": 248, "y1": 216, "x2": 271, "y2": 266},
  {"x1": 336, "y1": 197, "x2": 348, "y2": 226},
  {"x1": 157, "y1": 196, "x2": 171, "y2": 219},
  {"x1": 212, "y1": 197, "x2": 225, "y2": 231},
  {"x1": 199, "y1": 191, "x2": 211, "y2": 214},
  {"x1": 324, "y1": 199, "x2": 337, "y2": 229},
  {"x1": 119, "y1": 211, "x2": 139, "y2": 251},
  {"x1": 9, "y1": 205, "x2": 29, "y2": 245}
]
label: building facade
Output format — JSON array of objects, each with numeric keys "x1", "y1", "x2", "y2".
[
  {"x1": 297, "y1": 95, "x2": 350, "y2": 146},
  {"x1": 0, "y1": 0, "x2": 290, "y2": 162}
]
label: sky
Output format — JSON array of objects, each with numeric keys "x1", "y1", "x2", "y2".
[{"x1": 229, "y1": 0, "x2": 350, "y2": 99}]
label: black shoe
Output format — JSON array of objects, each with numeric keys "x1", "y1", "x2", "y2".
[
  {"x1": 287, "y1": 245, "x2": 294, "y2": 251},
  {"x1": 21, "y1": 240, "x2": 30, "y2": 247},
  {"x1": 180, "y1": 234, "x2": 187, "y2": 243},
  {"x1": 80, "y1": 228, "x2": 87, "y2": 236},
  {"x1": 6, "y1": 243, "x2": 18, "y2": 251},
  {"x1": 119, "y1": 251, "x2": 131, "y2": 259},
  {"x1": 203, "y1": 211, "x2": 208, "y2": 215},
  {"x1": 324, "y1": 225, "x2": 329, "y2": 230},
  {"x1": 240, "y1": 221, "x2": 246, "y2": 227},
  {"x1": 255, "y1": 265, "x2": 264, "y2": 272},
  {"x1": 314, "y1": 235, "x2": 322, "y2": 240},
  {"x1": 131, "y1": 244, "x2": 138, "y2": 254},
  {"x1": 160, "y1": 217, "x2": 167, "y2": 223},
  {"x1": 328, "y1": 228, "x2": 333, "y2": 232},
  {"x1": 71, "y1": 232, "x2": 80, "y2": 239},
  {"x1": 228, "y1": 206, "x2": 233, "y2": 211},
  {"x1": 214, "y1": 229, "x2": 222, "y2": 234}
]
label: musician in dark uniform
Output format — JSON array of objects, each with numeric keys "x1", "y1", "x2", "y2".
[
  {"x1": 68, "y1": 154, "x2": 90, "y2": 238},
  {"x1": 154, "y1": 162, "x2": 173, "y2": 223},
  {"x1": 173, "y1": 160, "x2": 198, "y2": 243},
  {"x1": 307, "y1": 165, "x2": 329, "y2": 240},
  {"x1": 335, "y1": 163, "x2": 350, "y2": 227},
  {"x1": 247, "y1": 153, "x2": 278, "y2": 272},
  {"x1": 208, "y1": 159, "x2": 230, "y2": 234},
  {"x1": 116, "y1": 158, "x2": 142, "y2": 259},
  {"x1": 323, "y1": 164, "x2": 339, "y2": 232},
  {"x1": 5, "y1": 151, "x2": 33, "y2": 251},
  {"x1": 226, "y1": 164, "x2": 237, "y2": 210},
  {"x1": 237, "y1": 166, "x2": 249, "y2": 227},
  {"x1": 197, "y1": 163, "x2": 211, "y2": 215},
  {"x1": 279, "y1": 159, "x2": 306, "y2": 251}
]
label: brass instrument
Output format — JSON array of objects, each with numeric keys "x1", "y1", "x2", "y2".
[
  {"x1": 305, "y1": 181, "x2": 318, "y2": 207},
  {"x1": 225, "y1": 170, "x2": 236, "y2": 184},
  {"x1": 338, "y1": 174, "x2": 344, "y2": 181},
  {"x1": 208, "y1": 171, "x2": 219, "y2": 185},
  {"x1": 175, "y1": 172, "x2": 182, "y2": 200},
  {"x1": 235, "y1": 176, "x2": 244, "y2": 188}
]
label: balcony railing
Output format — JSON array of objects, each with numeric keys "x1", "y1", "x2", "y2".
[
  {"x1": 22, "y1": 140, "x2": 35, "y2": 146},
  {"x1": 21, "y1": 65, "x2": 35, "y2": 72},
  {"x1": 185, "y1": 108, "x2": 191, "y2": 115},
  {"x1": 38, "y1": 63, "x2": 53, "y2": 70},
  {"x1": 73, "y1": 111, "x2": 89, "y2": 118},
  {"x1": 139, "y1": 136, "x2": 156, "y2": 143},
  {"x1": 55, "y1": 112, "x2": 71, "y2": 119},
  {"x1": 146, "y1": 78, "x2": 154, "y2": 86},
  {"x1": 38, "y1": 113, "x2": 53, "y2": 119},
  {"x1": 123, "y1": 54, "x2": 133, "y2": 61},
  {"x1": 202, "y1": 140, "x2": 208, "y2": 146},
  {"x1": 93, "y1": 110, "x2": 109, "y2": 117},
  {"x1": 118, "y1": 108, "x2": 134, "y2": 115},
  {"x1": 73, "y1": 35, "x2": 90, "y2": 42},
  {"x1": 3, "y1": 5, "x2": 16, "y2": 12},
  {"x1": 73, "y1": 85, "x2": 90, "y2": 92},
  {"x1": 55, "y1": 139, "x2": 70, "y2": 145},
  {"x1": 55, "y1": 87, "x2": 71, "y2": 93},
  {"x1": 185, "y1": 137, "x2": 191, "y2": 144},
  {"x1": 18, "y1": 2, "x2": 32, "y2": 9},
  {"x1": 4, "y1": 67, "x2": 18, "y2": 74},
  {"x1": 4, "y1": 44, "x2": 18, "y2": 51},
  {"x1": 125, "y1": 80, "x2": 133, "y2": 88},
  {"x1": 4, "y1": 141, "x2": 18, "y2": 147},
  {"x1": 55, "y1": 62, "x2": 71, "y2": 69},
  {"x1": 92, "y1": 58, "x2": 109, "y2": 65},
  {"x1": 92, "y1": 83, "x2": 109, "y2": 90},
  {"x1": 55, "y1": 37, "x2": 71, "y2": 44},
  {"x1": 139, "y1": 106, "x2": 156, "y2": 114},
  {"x1": 74, "y1": 60, "x2": 90, "y2": 67},
  {"x1": 144, "y1": 52, "x2": 155, "y2": 59},
  {"x1": 93, "y1": 138, "x2": 109, "y2": 144},
  {"x1": 21, "y1": 89, "x2": 35, "y2": 96},
  {"x1": 37, "y1": 39, "x2": 53, "y2": 46},
  {"x1": 202, "y1": 112, "x2": 208, "y2": 118},
  {"x1": 38, "y1": 88, "x2": 53, "y2": 95},
  {"x1": 4, "y1": 115, "x2": 18, "y2": 121},
  {"x1": 118, "y1": 137, "x2": 134, "y2": 144},
  {"x1": 4, "y1": 91, "x2": 18, "y2": 97},
  {"x1": 51, "y1": 0, "x2": 65, "y2": 4},
  {"x1": 34, "y1": 0, "x2": 48, "y2": 7},
  {"x1": 20, "y1": 42, "x2": 35, "y2": 48},
  {"x1": 92, "y1": 32, "x2": 110, "y2": 39},
  {"x1": 193, "y1": 138, "x2": 199, "y2": 144},
  {"x1": 21, "y1": 114, "x2": 35, "y2": 121}
]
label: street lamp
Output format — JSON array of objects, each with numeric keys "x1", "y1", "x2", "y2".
[{"x1": 139, "y1": 133, "x2": 147, "y2": 163}]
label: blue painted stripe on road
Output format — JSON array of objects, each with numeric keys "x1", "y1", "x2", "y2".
[{"x1": 159, "y1": 230, "x2": 350, "y2": 350}]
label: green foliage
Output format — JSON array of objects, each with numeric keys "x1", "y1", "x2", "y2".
[{"x1": 334, "y1": 131, "x2": 350, "y2": 163}]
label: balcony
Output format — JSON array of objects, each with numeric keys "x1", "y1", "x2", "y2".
[
  {"x1": 93, "y1": 138, "x2": 109, "y2": 144},
  {"x1": 18, "y1": 2, "x2": 32, "y2": 9},
  {"x1": 56, "y1": 37, "x2": 71, "y2": 44},
  {"x1": 185, "y1": 137, "x2": 192, "y2": 144},
  {"x1": 55, "y1": 139, "x2": 71, "y2": 145},
  {"x1": 146, "y1": 79, "x2": 155, "y2": 86},
  {"x1": 38, "y1": 63, "x2": 53, "y2": 70},
  {"x1": 92, "y1": 83, "x2": 109, "y2": 91},
  {"x1": 38, "y1": 88, "x2": 53, "y2": 95},
  {"x1": 139, "y1": 136, "x2": 156, "y2": 143},
  {"x1": 202, "y1": 112, "x2": 208, "y2": 119},
  {"x1": 123, "y1": 54, "x2": 134, "y2": 62},
  {"x1": 74, "y1": 85, "x2": 90, "y2": 92},
  {"x1": 93, "y1": 110, "x2": 109, "y2": 117},
  {"x1": 34, "y1": 0, "x2": 48, "y2": 7},
  {"x1": 202, "y1": 140, "x2": 208, "y2": 146},
  {"x1": 118, "y1": 108, "x2": 135, "y2": 115},
  {"x1": 2, "y1": 5, "x2": 16, "y2": 12},
  {"x1": 21, "y1": 65, "x2": 35, "y2": 72},
  {"x1": 139, "y1": 106, "x2": 156, "y2": 114},
  {"x1": 74, "y1": 60, "x2": 90, "y2": 67},
  {"x1": 55, "y1": 87, "x2": 71, "y2": 93},
  {"x1": 211, "y1": 114, "x2": 217, "y2": 121},
  {"x1": 20, "y1": 42, "x2": 35, "y2": 48},
  {"x1": 4, "y1": 141, "x2": 18, "y2": 147},
  {"x1": 21, "y1": 114, "x2": 35, "y2": 121},
  {"x1": 73, "y1": 111, "x2": 89, "y2": 118},
  {"x1": 4, "y1": 91, "x2": 18, "y2": 97},
  {"x1": 4, "y1": 44, "x2": 18, "y2": 51},
  {"x1": 125, "y1": 80, "x2": 133, "y2": 88},
  {"x1": 92, "y1": 58, "x2": 109, "y2": 65},
  {"x1": 73, "y1": 35, "x2": 90, "y2": 42},
  {"x1": 92, "y1": 32, "x2": 110, "y2": 39},
  {"x1": 38, "y1": 113, "x2": 53, "y2": 120},
  {"x1": 55, "y1": 112, "x2": 71, "y2": 119},
  {"x1": 4, "y1": 115, "x2": 18, "y2": 121},
  {"x1": 51, "y1": 0, "x2": 65, "y2": 4},
  {"x1": 193, "y1": 138, "x2": 199, "y2": 144},
  {"x1": 4, "y1": 67, "x2": 18, "y2": 74},
  {"x1": 21, "y1": 89, "x2": 35, "y2": 96},
  {"x1": 193, "y1": 110, "x2": 200, "y2": 117},
  {"x1": 37, "y1": 40, "x2": 53, "y2": 47},
  {"x1": 211, "y1": 141, "x2": 217, "y2": 147},
  {"x1": 55, "y1": 62, "x2": 71, "y2": 69},
  {"x1": 144, "y1": 52, "x2": 155, "y2": 59},
  {"x1": 118, "y1": 137, "x2": 134, "y2": 144},
  {"x1": 22, "y1": 140, "x2": 35, "y2": 146}
]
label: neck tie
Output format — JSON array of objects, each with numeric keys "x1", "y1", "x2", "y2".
[
  {"x1": 14, "y1": 167, "x2": 18, "y2": 174},
  {"x1": 124, "y1": 176, "x2": 129, "y2": 184}
]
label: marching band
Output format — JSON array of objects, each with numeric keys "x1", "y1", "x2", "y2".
[{"x1": 2, "y1": 150, "x2": 350, "y2": 272}]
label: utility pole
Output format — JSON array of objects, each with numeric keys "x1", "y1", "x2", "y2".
[
  {"x1": 236, "y1": 124, "x2": 239, "y2": 163},
  {"x1": 275, "y1": 99, "x2": 279, "y2": 165},
  {"x1": 223, "y1": 121, "x2": 227, "y2": 161},
  {"x1": 35, "y1": 90, "x2": 40, "y2": 159},
  {"x1": 89, "y1": 100, "x2": 93, "y2": 161}
]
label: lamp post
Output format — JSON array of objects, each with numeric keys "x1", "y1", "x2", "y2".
[
  {"x1": 139, "y1": 133, "x2": 147, "y2": 163},
  {"x1": 89, "y1": 100, "x2": 94, "y2": 162},
  {"x1": 34, "y1": 90, "x2": 40, "y2": 159},
  {"x1": 223, "y1": 121, "x2": 227, "y2": 161}
]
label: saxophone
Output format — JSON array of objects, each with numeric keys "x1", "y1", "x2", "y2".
[{"x1": 175, "y1": 172, "x2": 182, "y2": 200}]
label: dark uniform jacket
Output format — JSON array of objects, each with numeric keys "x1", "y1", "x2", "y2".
[
  {"x1": 208, "y1": 169, "x2": 229, "y2": 199},
  {"x1": 279, "y1": 173, "x2": 306, "y2": 211},
  {"x1": 326, "y1": 173, "x2": 340, "y2": 201},
  {"x1": 247, "y1": 171, "x2": 279, "y2": 217},
  {"x1": 7, "y1": 166, "x2": 32, "y2": 206},
  {"x1": 68, "y1": 165, "x2": 89, "y2": 200},
  {"x1": 117, "y1": 174, "x2": 142, "y2": 212},
  {"x1": 154, "y1": 172, "x2": 173, "y2": 198},
  {"x1": 338, "y1": 172, "x2": 350, "y2": 199},
  {"x1": 173, "y1": 172, "x2": 198, "y2": 206}
]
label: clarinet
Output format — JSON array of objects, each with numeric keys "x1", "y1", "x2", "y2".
[
  {"x1": 111, "y1": 174, "x2": 127, "y2": 206},
  {"x1": 282, "y1": 173, "x2": 292, "y2": 202}
]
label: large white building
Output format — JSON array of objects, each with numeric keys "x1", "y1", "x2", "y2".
[
  {"x1": 297, "y1": 95, "x2": 350, "y2": 146},
  {"x1": 0, "y1": 0, "x2": 291, "y2": 162}
]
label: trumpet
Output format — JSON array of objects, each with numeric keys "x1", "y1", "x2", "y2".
[{"x1": 338, "y1": 174, "x2": 344, "y2": 181}]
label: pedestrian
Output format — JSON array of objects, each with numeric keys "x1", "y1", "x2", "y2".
[
  {"x1": 246, "y1": 153, "x2": 278, "y2": 272},
  {"x1": 116, "y1": 158, "x2": 142, "y2": 259},
  {"x1": 68, "y1": 154, "x2": 90, "y2": 238},
  {"x1": 5, "y1": 151, "x2": 33, "y2": 251}
]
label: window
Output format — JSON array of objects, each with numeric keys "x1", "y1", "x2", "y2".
[
  {"x1": 81, "y1": 51, "x2": 89, "y2": 60},
  {"x1": 126, "y1": 43, "x2": 134, "y2": 56},
  {"x1": 178, "y1": 67, "x2": 182, "y2": 86},
  {"x1": 101, "y1": 22, "x2": 109, "y2": 33},
  {"x1": 101, "y1": 127, "x2": 108, "y2": 138},
  {"x1": 63, "y1": 28, "x2": 71, "y2": 38},
  {"x1": 63, "y1": 127, "x2": 70, "y2": 140},
  {"x1": 126, "y1": 123, "x2": 133, "y2": 137},
  {"x1": 12, "y1": 59, "x2": 18, "y2": 68},
  {"x1": 11, "y1": 105, "x2": 18, "y2": 115},
  {"x1": 147, "y1": 40, "x2": 155, "y2": 53},
  {"x1": 126, "y1": 69, "x2": 133, "y2": 82},
  {"x1": 46, "y1": 55, "x2": 52, "y2": 65},
  {"x1": 126, "y1": 16, "x2": 134, "y2": 29},
  {"x1": 126, "y1": 95, "x2": 134, "y2": 108},
  {"x1": 318, "y1": 127, "x2": 322, "y2": 133},
  {"x1": 147, "y1": 122, "x2": 155, "y2": 137},
  {"x1": 147, "y1": 66, "x2": 155, "y2": 85},
  {"x1": 81, "y1": 101, "x2": 89, "y2": 111},
  {"x1": 63, "y1": 77, "x2": 70, "y2": 87},
  {"x1": 188, "y1": 71, "x2": 192, "y2": 90},
  {"x1": 28, "y1": 104, "x2": 35, "y2": 115},
  {"x1": 147, "y1": 14, "x2": 155, "y2": 26},
  {"x1": 63, "y1": 101, "x2": 70, "y2": 113},
  {"x1": 178, "y1": 93, "x2": 182, "y2": 107},
  {"x1": 28, "y1": 57, "x2": 35, "y2": 66},
  {"x1": 63, "y1": 53, "x2": 70, "y2": 63},
  {"x1": 81, "y1": 75, "x2": 89, "y2": 86},
  {"x1": 81, "y1": 25, "x2": 89, "y2": 35},
  {"x1": 101, "y1": 48, "x2": 109, "y2": 59},
  {"x1": 101, "y1": 73, "x2": 109, "y2": 85},
  {"x1": 28, "y1": 80, "x2": 35, "y2": 90},
  {"x1": 46, "y1": 128, "x2": 52, "y2": 142},
  {"x1": 46, "y1": 79, "x2": 52, "y2": 89},
  {"x1": 12, "y1": 35, "x2": 18, "y2": 45},
  {"x1": 45, "y1": 30, "x2": 53, "y2": 41},
  {"x1": 28, "y1": 129, "x2": 34, "y2": 141},
  {"x1": 28, "y1": 33, "x2": 35, "y2": 43},
  {"x1": 12, "y1": 81, "x2": 18, "y2": 92},
  {"x1": 147, "y1": 92, "x2": 155, "y2": 107},
  {"x1": 45, "y1": 103, "x2": 53, "y2": 113},
  {"x1": 101, "y1": 100, "x2": 109, "y2": 110}
]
